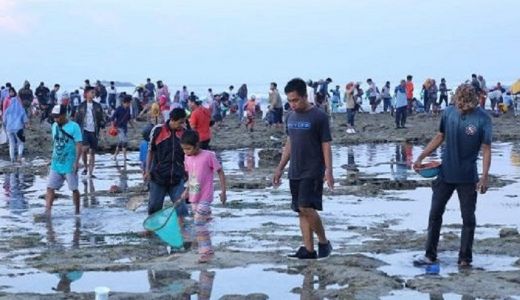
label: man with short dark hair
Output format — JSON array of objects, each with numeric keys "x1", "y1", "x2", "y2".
[
  {"x1": 145, "y1": 108, "x2": 189, "y2": 220},
  {"x1": 273, "y1": 78, "x2": 333, "y2": 260},
  {"x1": 75, "y1": 86, "x2": 106, "y2": 178},
  {"x1": 366, "y1": 78, "x2": 380, "y2": 113},
  {"x1": 269, "y1": 82, "x2": 283, "y2": 129},
  {"x1": 438, "y1": 78, "x2": 450, "y2": 108},
  {"x1": 145, "y1": 78, "x2": 156, "y2": 103},
  {"x1": 50, "y1": 84, "x2": 60, "y2": 107},
  {"x1": 96, "y1": 80, "x2": 108, "y2": 106},
  {"x1": 35, "y1": 82, "x2": 51, "y2": 123},
  {"x1": 413, "y1": 84, "x2": 492, "y2": 268}
]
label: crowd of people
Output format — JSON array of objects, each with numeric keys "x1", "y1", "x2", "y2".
[{"x1": 0, "y1": 73, "x2": 516, "y2": 265}]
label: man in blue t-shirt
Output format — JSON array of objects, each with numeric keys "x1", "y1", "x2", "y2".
[
  {"x1": 273, "y1": 78, "x2": 333, "y2": 260},
  {"x1": 45, "y1": 105, "x2": 83, "y2": 216},
  {"x1": 413, "y1": 84, "x2": 492, "y2": 268}
]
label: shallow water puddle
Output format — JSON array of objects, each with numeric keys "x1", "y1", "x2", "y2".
[
  {"x1": 0, "y1": 270, "x2": 150, "y2": 294},
  {"x1": 367, "y1": 250, "x2": 519, "y2": 279},
  {"x1": 192, "y1": 264, "x2": 303, "y2": 299},
  {"x1": 382, "y1": 290, "x2": 489, "y2": 300},
  {"x1": 1, "y1": 264, "x2": 303, "y2": 298}
]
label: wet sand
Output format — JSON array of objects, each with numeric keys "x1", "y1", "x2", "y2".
[{"x1": 0, "y1": 112, "x2": 520, "y2": 299}]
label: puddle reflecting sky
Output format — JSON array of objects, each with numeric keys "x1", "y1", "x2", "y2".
[
  {"x1": 1, "y1": 263, "x2": 303, "y2": 299},
  {"x1": 382, "y1": 290, "x2": 488, "y2": 300}
]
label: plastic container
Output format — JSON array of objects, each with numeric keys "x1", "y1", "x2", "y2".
[
  {"x1": 95, "y1": 286, "x2": 110, "y2": 300},
  {"x1": 425, "y1": 263, "x2": 440, "y2": 275},
  {"x1": 415, "y1": 161, "x2": 441, "y2": 178},
  {"x1": 143, "y1": 206, "x2": 184, "y2": 248}
]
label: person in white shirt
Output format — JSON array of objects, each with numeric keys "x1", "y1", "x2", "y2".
[
  {"x1": 74, "y1": 86, "x2": 106, "y2": 178},
  {"x1": 306, "y1": 80, "x2": 315, "y2": 105}
]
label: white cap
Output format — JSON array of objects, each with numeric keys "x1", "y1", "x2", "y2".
[{"x1": 51, "y1": 104, "x2": 63, "y2": 115}]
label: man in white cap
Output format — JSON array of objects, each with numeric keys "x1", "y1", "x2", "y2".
[{"x1": 45, "y1": 104, "x2": 83, "y2": 216}]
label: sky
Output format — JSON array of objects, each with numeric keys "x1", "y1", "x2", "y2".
[{"x1": 1, "y1": 0, "x2": 519, "y2": 92}]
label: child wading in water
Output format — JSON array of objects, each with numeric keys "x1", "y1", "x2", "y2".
[{"x1": 180, "y1": 130, "x2": 227, "y2": 263}]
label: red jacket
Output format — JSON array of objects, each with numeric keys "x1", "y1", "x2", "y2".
[{"x1": 189, "y1": 106, "x2": 211, "y2": 141}]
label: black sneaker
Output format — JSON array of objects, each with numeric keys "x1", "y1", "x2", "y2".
[
  {"x1": 413, "y1": 255, "x2": 436, "y2": 266},
  {"x1": 81, "y1": 169, "x2": 87, "y2": 175},
  {"x1": 287, "y1": 246, "x2": 317, "y2": 260},
  {"x1": 318, "y1": 241, "x2": 332, "y2": 259}
]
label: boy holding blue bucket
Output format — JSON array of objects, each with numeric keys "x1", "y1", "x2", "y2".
[{"x1": 180, "y1": 130, "x2": 227, "y2": 263}]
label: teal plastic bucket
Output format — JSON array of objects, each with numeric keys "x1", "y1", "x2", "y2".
[{"x1": 143, "y1": 206, "x2": 184, "y2": 248}]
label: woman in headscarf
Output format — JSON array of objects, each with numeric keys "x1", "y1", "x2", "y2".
[
  {"x1": 157, "y1": 80, "x2": 170, "y2": 103},
  {"x1": 3, "y1": 87, "x2": 28, "y2": 162}
]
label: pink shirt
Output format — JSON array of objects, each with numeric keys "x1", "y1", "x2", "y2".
[{"x1": 184, "y1": 150, "x2": 222, "y2": 203}]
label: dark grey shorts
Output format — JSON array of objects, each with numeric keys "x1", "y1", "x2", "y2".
[
  {"x1": 82, "y1": 130, "x2": 98, "y2": 151},
  {"x1": 290, "y1": 178, "x2": 323, "y2": 212}
]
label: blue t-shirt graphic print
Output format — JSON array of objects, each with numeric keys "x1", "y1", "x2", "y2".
[{"x1": 51, "y1": 121, "x2": 83, "y2": 174}]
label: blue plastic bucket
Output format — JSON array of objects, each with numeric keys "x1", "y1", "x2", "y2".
[{"x1": 143, "y1": 206, "x2": 184, "y2": 248}]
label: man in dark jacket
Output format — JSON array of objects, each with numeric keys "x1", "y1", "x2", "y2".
[
  {"x1": 96, "y1": 80, "x2": 108, "y2": 106},
  {"x1": 144, "y1": 108, "x2": 188, "y2": 219},
  {"x1": 35, "y1": 82, "x2": 51, "y2": 123},
  {"x1": 74, "y1": 86, "x2": 106, "y2": 178}
]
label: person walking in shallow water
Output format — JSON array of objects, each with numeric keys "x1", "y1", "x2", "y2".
[
  {"x1": 75, "y1": 86, "x2": 106, "y2": 178},
  {"x1": 45, "y1": 105, "x2": 83, "y2": 216},
  {"x1": 413, "y1": 84, "x2": 492, "y2": 268},
  {"x1": 273, "y1": 78, "x2": 333, "y2": 260},
  {"x1": 3, "y1": 87, "x2": 28, "y2": 162}
]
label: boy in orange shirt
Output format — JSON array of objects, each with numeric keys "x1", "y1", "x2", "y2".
[{"x1": 406, "y1": 75, "x2": 414, "y2": 114}]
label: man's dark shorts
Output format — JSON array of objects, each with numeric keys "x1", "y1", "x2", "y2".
[
  {"x1": 273, "y1": 107, "x2": 283, "y2": 124},
  {"x1": 290, "y1": 178, "x2": 323, "y2": 212},
  {"x1": 82, "y1": 130, "x2": 98, "y2": 151}
]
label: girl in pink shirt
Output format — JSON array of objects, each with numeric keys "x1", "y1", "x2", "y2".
[{"x1": 181, "y1": 130, "x2": 226, "y2": 263}]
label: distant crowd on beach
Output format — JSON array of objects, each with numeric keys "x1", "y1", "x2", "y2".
[
  {"x1": 2, "y1": 74, "x2": 518, "y2": 126},
  {"x1": 1, "y1": 74, "x2": 519, "y2": 160}
]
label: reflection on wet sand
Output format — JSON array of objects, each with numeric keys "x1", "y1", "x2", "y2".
[
  {"x1": 3, "y1": 169, "x2": 34, "y2": 211},
  {"x1": 82, "y1": 178, "x2": 97, "y2": 207},
  {"x1": 115, "y1": 161, "x2": 128, "y2": 192},
  {"x1": 237, "y1": 149, "x2": 257, "y2": 172},
  {"x1": 45, "y1": 216, "x2": 81, "y2": 249},
  {"x1": 390, "y1": 143, "x2": 413, "y2": 181},
  {"x1": 53, "y1": 271, "x2": 84, "y2": 293},
  {"x1": 300, "y1": 267, "x2": 327, "y2": 298}
]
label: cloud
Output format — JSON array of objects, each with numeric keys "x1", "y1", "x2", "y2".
[{"x1": 0, "y1": 0, "x2": 34, "y2": 34}]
